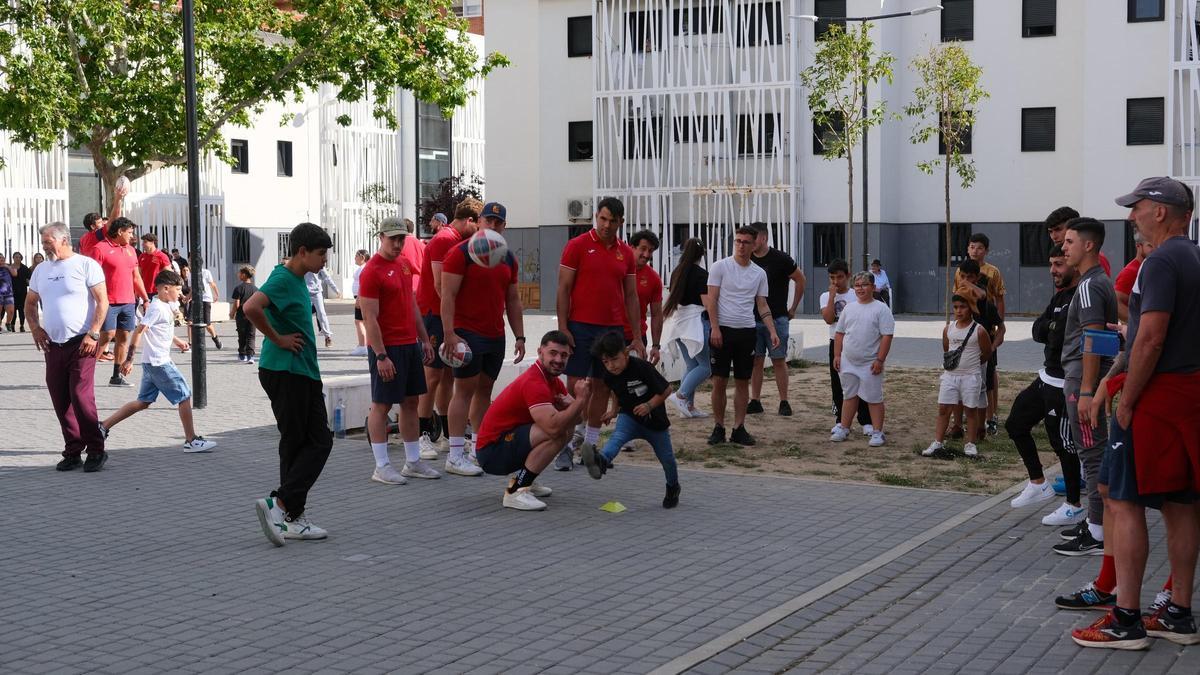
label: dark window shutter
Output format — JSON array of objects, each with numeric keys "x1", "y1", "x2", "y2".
[
  {"x1": 941, "y1": 0, "x2": 974, "y2": 41},
  {"x1": 1022, "y1": 0, "x2": 1056, "y2": 37},
  {"x1": 567, "y1": 16, "x2": 593, "y2": 57},
  {"x1": 568, "y1": 121, "x2": 593, "y2": 161},
  {"x1": 1126, "y1": 97, "x2": 1165, "y2": 145},
  {"x1": 813, "y1": 112, "x2": 846, "y2": 155},
  {"x1": 1019, "y1": 223, "x2": 1053, "y2": 266},
  {"x1": 939, "y1": 223, "x2": 973, "y2": 265},
  {"x1": 1128, "y1": 0, "x2": 1165, "y2": 22},
  {"x1": 812, "y1": 224, "x2": 846, "y2": 267},
  {"x1": 814, "y1": 0, "x2": 846, "y2": 39},
  {"x1": 1021, "y1": 107, "x2": 1056, "y2": 152}
]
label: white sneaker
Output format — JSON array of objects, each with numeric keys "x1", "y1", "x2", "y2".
[
  {"x1": 254, "y1": 497, "x2": 286, "y2": 547},
  {"x1": 502, "y1": 487, "x2": 547, "y2": 511},
  {"x1": 529, "y1": 481, "x2": 553, "y2": 498},
  {"x1": 183, "y1": 436, "x2": 217, "y2": 453},
  {"x1": 281, "y1": 514, "x2": 327, "y2": 540},
  {"x1": 401, "y1": 459, "x2": 442, "y2": 479},
  {"x1": 1041, "y1": 501, "x2": 1087, "y2": 526},
  {"x1": 669, "y1": 392, "x2": 693, "y2": 418},
  {"x1": 349, "y1": 345, "x2": 368, "y2": 356},
  {"x1": 963, "y1": 442, "x2": 979, "y2": 457},
  {"x1": 862, "y1": 424, "x2": 876, "y2": 437},
  {"x1": 419, "y1": 434, "x2": 439, "y2": 460},
  {"x1": 922, "y1": 441, "x2": 944, "y2": 457},
  {"x1": 688, "y1": 405, "x2": 710, "y2": 418},
  {"x1": 445, "y1": 455, "x2": 483, "y2": 476},
  {"x1": 1011, "y1": 480, "x2": 1057, "y2": 508},
  {"x1": 868, "y1": 431, "x2": 886, "y2": 447},
  {"x1": 830, "y1": 424, "x2": 850, "y2": 442},
  {"x1": 371, "y1": 463, "x2": 407, "y2": 485}
]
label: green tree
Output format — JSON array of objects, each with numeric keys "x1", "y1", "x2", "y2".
[
  {"x1": 802, "y1": 23, "x2": 895, "y2": 268},
  {"x1": 359, "y1": 181, "x2": 398, "y2": 233},
  {"x1": 0, "y1": 0, "x2": 506, "y2": 202},
  {"x1": 418, "y1": 172, "x2": 483, "y2": 236},
  {"x1": 904, "y1": 43, "x2": 988, "y2": 319}
]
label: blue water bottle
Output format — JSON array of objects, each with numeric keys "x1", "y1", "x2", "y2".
[{"x1": 334, "y1": 397, "x2": 346, "y2": 439}]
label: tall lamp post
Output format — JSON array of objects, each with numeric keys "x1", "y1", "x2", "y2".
[
  {"x1": 182, "y1": 0, "x2": 206, "y2": 408},
  {"x1": 796, "y1": 4, "x2": 941, "y2": 272}
]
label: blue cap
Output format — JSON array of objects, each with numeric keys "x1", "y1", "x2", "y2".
[
  {"x1": 481, "y1": 202, "x2": 507, "y2": 222},
  {"x1": 432, "y1": 212, "x2": 449, "y2": 224}
]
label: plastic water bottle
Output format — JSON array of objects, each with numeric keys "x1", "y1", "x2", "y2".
[{"x1": 334, "y1": 398, "x2": 346, "y2": 439}]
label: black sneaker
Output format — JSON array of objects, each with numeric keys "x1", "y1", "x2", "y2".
[
  {"x1": 986, "y1": 418, "x2": 999, "y2": 436},
  {"x1": 663, "y1": 483, "x2": 681, "y2": 509},
  {"x1": 708, "y1": 424, "x2": 726, "y2": 446},
  {"x1": 580, "y1": 442, "x2": 607, "y2": 480},
  {"x1": 746, "y1": 399, "x2": 764, "y2": 415},
  {"x1": 1053, "y1": 530, "x2": 1104, "y2": 556},
  {"x1": 1143, "y1": 605, "x2": 1200, "y2": 646},
  {"x1": 1060, "y1": 521, "x2": 1089, "y2": 541},
  {"x1": 83, "y1": 451, "x2": 108, "y2": 473},
  {"x1": 1055, "y1": 582, "x2": 1116, "y2": 611},
  {"x1": 109, "y1": 375, "x2": 132, "y2": 387},
  {"x1": 729, "y1": 425, "x2": 756, "y2": 446},
  {"x1": 56, "y1": 456, "x2": 83, "y2": 471},
  {"x1": 98, "y1": 422, "x2": 109, "y2": 440},
  {"x1": 778, "y1": 400, "x2": 793, "y2": 416},
  {"x1": 213, "y1": 336, "x2": 223, "y2": 350}
]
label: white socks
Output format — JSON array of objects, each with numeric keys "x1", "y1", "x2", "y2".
[
  {"x1": 371, "y1": 442, "x2": 390, "y2": 468},
  {"x1": 403, "y1": 440, "x2": 421, "y2": 464},
  {"x1": 584, "y1": 426, "x2": 600, "y2": 446},
  {"x1": 1088, "y1": 522, "x2": 1104, "y2": 542},
  {"x1": 449, "y1": 436, "x2": 466, "y2": 463}
]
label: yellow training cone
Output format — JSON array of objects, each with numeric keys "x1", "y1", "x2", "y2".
[{"x1": 599, "y1": 501, "x2": 627, "y2": 513}]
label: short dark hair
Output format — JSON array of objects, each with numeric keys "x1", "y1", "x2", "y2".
[
  {"x1": 238, "y1": 265, "x2": 255, "y2": 279},
  {"x1": 170, "y1": 248, "x2": 179, "y2": 255},
  {"x1": 403, "y1": 218, "x2": 416, "y2": 234},
  {"x1": 1044, "y1": 206, "x2": 1079, "y2": 230},
  {"x1": 629, "y1": 229, "x2": 660, "y2": 250},
  {"x1": 1066, "y1": 217, "x2": 1106, "y2": 249},
  {"x1": 735, "y1": 225, "x2": 757, "y2": 239},
  {"x1": 154, "y1": 269, "x2": 184, "y2": 288},
  {"x1": 590, "y1": 331, "x2": 627, "y2": 359},
  {"x1": 290, "y1": 222, "x2": 333, "y2": 256},
  {"x1": 597, "y1": 196, "x2": 625, "y2": 219},
  {"x1": 951, "y1": 294, "x2": 969, "y2": 304},
  {"x1": 871, "y1": 259, "x2": 882, "y2": 266},
  {"x1": 749, "y1": 221, "x2": 769, "y2": 235},
  {"x1": 1048, "y1": 244, "x2": 1066, "y2": 258},
  {"x1": 107, "y1": 216, "x2": 135, "y2": 239},
  {"x1": 958, "y1": 259, "x2": 981, "y2": 276},
  {"x1": 968, "y1": 233, "x2": 990, "y2": 249},
  {"x1": 541, "y1": 330, "x2": 573, "y2": 348},
  {"x1": 140, "y1": 232, "x2": 158, "y2": 244},
  {"x1": 83, "y1": 212, "x2": 103, "y2": 231},
  {"x1": 828, "y1": 259, "x2": 850, "y2": 275}
]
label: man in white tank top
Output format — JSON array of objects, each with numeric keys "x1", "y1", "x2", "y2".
[{"x1": 924, "y1": 294, "x2": 992, "y2": 458}]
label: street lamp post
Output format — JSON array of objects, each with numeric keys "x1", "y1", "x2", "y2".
[{"x1": 182, "y1": 0, "x2": 206, "y2": 408}]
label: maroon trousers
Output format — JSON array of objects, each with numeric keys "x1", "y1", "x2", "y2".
[{"x1": 45, "y1": 335, "x2": 105, "y2": 459}]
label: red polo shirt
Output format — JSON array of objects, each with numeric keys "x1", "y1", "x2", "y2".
[
  {"x1": 623, "y1": 264, "x2": 662, "y2": 341},
  {"x1": 560, "y1": 230, "x2": 636, "y2": 326},
  {"x1": 138, "y1": 249, "x2": 172, "y2": 293},
  {"x1": 358, "y1": 253, "x2": 418, "y2": 345},
  {"x1": 417, "y1": 226, "x2": 464, "y2": 316},
  {"x1": 442, "y1": 240, "x2": 518, "y2": 338},
  {"x1": 1114, "y1": 258, "x2": 1141, "y2": 296},
  {"x1": 94, "y1": 238, "x2": 140, "y2": 304},
  {"x1": 476, "y1": 361, "x2": 568, "y2": 449}
]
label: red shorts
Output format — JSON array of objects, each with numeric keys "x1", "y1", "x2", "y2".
[{"x1": 1131, "y1": 373, "x2": 1200, "y2": 496}]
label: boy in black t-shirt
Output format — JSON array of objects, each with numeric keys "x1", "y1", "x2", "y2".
[
  {"x1": 581, "y1": 332, "x2": 681, "y2": 508},
  {"x1": 229, "y1": 265, "x2": 259, "y2": 363}
]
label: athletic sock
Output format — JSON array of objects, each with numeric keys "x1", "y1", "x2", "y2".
[
  {"x1": 508, "y1": 467, "x2": 539, "y2": 494},
  {"x1": 403, "y1": 440, "x2": 421, "y2": 464},
  {"x1": 1113, "y1": 606, "x2": 1140, "y2": 626},
  {"x1": 584, "y1": 425, "x2": 600, "y2": 446},
  {"x1": 1166, "y1": 602, "x2": 1192, "y2": 619},
  {"x1": 1095, "y1": 555, "x2": 1117, "y2": 594},
  {"x1": 419, "y1": 416, "x2": 432, "y2": 437},
  {"x1": 1088, "y1": 522, "x2": 1104, "y2": 542},
  {"x1": 371, "y1": 442, "x2": 390, "y2": 468},
  {"x1": 438, "y1": 414, "x2": 449, "y2": 439},
  {"x1": 449, "y1": 436, "x2": 465, "y2": 463},
  {"x1": 1164, "y1": 575, "x2": 1174, "y2": 592},
  {"x1": 112, "y1": 362, "x2": 119, "y2": 378}
]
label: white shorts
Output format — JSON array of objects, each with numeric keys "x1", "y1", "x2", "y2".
[
  {"x1": 939, "y1": 370, "x2": 987, "y2": 408},
  {"x1": 839, "y1": 361, "x2": 884, "y2": 404}
]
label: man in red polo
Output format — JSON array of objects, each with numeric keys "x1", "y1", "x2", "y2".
[
  {"x1": 94, "y1": 217, "x2": 150, "y2": 387},
  {"x1": 138, "y1": 233, "x2": 172, "y2": 295},
  {"x1": 555, "y1": 196, "x2": 645, "y2": 470},
  {"x1": 623, "y1": 229, "x2": 663, "y2": 363}
]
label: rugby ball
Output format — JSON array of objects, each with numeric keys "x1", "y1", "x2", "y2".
[
  {"x1": 439, "y1": 339, "x2": 473, "y2": 368},
  {"x1": 468, "y1": 229, "x2": 509, "y2": 268},
  {"x1": 115, "y1": 175, "x2": 131, "y2": 193}
]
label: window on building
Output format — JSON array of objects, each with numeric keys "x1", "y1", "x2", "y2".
[
  {"x1": 568, "y1": 121, "x2": 593, "y2": 161},
  {"x1": 626, "y1": 10, "x2": 663, "y2": 52},
  {"x1": 673, "y1": 4, "x2": 723, "y2": 35},
  {"x1": 1128, "y1": 0, "x2": 1165, "y2": 22},
  {"x1": 938, "y1": 118, "x2": 973, "y2": 155},
  {"x1": 230, "y1": 139, "x2": 249, "y2": 174},
  {"x1": 1124, "y1": 220, "x2": 1138, "y2": 262},
  {"x1": 812, "y1": 223, "x2": 846, "y2": 267},
  {"x1": 417, "y1": 101, "x2": 452, "y2": 204},
  {"x1": 813, "y1": 112, "x2": 845, "y2": 155},
  {"x1": 673, "y1": 115, "x2": 725, "y2": 143},
  {"x1": 454, "y1": 1, "x2": 483, "y2": 19},
  {"x1": 736, "y1": 1, "x2": 783, "y2": 46},
  {"x1": 814, "y1": 0, "x2": 846, "y2": 39},
  {"x1": 941, "y1": 0, "x2": 973, "y2": 41},
  {"x1": 939, "y1": 223, "x2": 973, "y2": 265},
  {"x1": 567, "y1": 16, "x2": 593, "y2": 57},
  {"x1": 231, "y1": 227, "x2": 252, "y2": 264},
  {"x1": 737, "y1": 113, "x2": 779, "y2": 156},
  {"x1": 1022, "y1": 0, "x2": 1056, "y2": 37},
  {"x1": 276, "y1": 141, "x2": 293, "y2": 177},
  {"x1": 1021, "y1": 107, "x2": 1056, "y2": 152},
  {"x1": 277, "y1": 231, "x2": 291, "y2": 259},
  {"x1": 624, "y1": 117, "x2": 663, "y2": 159},
  {"x1": 1019, "y1": 222, "x2": 1053, "y2": 266},
  {"x1": 1127, "y1": 97, "x2": 1164, "y2": 145}
]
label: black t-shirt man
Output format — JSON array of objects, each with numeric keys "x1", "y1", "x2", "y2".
[
  {"x1": 602, "y1": 356, "x2": 671, "y2": 431},
  {"x1": 751, "y1": 248, "x2": 798, "y2": 320},
  {"x1": 230, "y1": 281, "x2": 259, "y2": 320}
]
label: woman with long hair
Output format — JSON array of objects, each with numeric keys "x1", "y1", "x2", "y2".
[
  {"x1": 662, "y1": 238, "x2": 711, "y2": 418},
  {"x1": 9, "y1": 252, "x2": 31, "y2": 331}
]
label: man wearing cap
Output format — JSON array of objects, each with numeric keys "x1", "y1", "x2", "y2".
[
  {"x1": 416, "y1": 198, "x2": 482, "y2": 456},
  {"x1": 94, "y1": 216, "x2": 150, "y2": 387},
  {"x1": 360, "y1": 218, "x2": 439, "y2": 485},
  {"x1": 1071, "y1": 177, "x2": 1200, "y2": 650},
  {"x1": 440, "y1": 202, "x2": 526, "y2": 476},
  {"x1": 430, "y1": 212, "x2": 449, "y2": 234}
]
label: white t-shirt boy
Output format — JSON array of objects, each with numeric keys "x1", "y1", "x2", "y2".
[
  {"x1": 836, "y1": 299, "x2": 895, "y2": 366},
  {"x1": 708, "y1": 257, "x2": 768, "y2": 329},
  {"x1": 137, "y1": 298, "x2": 179, "y2": 366}
]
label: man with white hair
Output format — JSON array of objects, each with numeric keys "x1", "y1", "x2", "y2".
[{"x1": 24, "y1": 222, "x2": 111, "y2": 472}]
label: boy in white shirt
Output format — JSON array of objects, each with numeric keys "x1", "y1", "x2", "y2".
[
  {"x1": 99, "y1": 269, "x2": 217, "y2": 452},
  {"x1": 831, "y1": 272, "x2": 895, "y2": 446},
  {"x1": 924, "y1": 294, "x2": 992, "y2": 458}
]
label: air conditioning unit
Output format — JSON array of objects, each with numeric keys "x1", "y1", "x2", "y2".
[{"x1": 566, "y1": 197, "x2": 593, "y2": 222}]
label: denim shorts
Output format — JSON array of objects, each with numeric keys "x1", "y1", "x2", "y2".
[
  {"x1": 138, "y1": 363, "x2": 192, "y2": 405},
  {"x1": 753, "y1": 316, "x2": 790, "y2": 359},
  {"x1": 103, "y1": 303, "x2": 136, "y2": 332}
]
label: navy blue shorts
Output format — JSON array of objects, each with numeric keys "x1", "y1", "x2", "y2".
[
  {"x1": 1100, "y1": 418, "x2": 1198, "y2": 509},
  {"x1": 476, "y1": 423, "x2": 533, "y2": 476},
  {"x1": 452, "y1": 328, "x2": 505, "y2": 380},
  {"x1": 565, "y1": 321, "x2": 623, "y2": 379},
  {"x1": 422, "y1": 313, "x2": 447, "y2": 369},
  {"x1": 368, "y1": 343, "x2": 428, "y2": 404},
  {"x1": 103, "y1": 303, "x2": 136, "y2": 332}
]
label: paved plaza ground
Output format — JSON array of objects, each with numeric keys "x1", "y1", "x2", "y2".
[{"x1": 1, "y1": 305, "x2": 1195, "y2": 674}]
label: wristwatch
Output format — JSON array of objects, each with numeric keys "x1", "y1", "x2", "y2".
[
  {"x1": 375, "y1": 352, "x2": 389, "y2": 361},
  {"x1": 515, "y1": 336, "x2": 526, "y2": 342},
  {"x1": 87, "y1": 331, "x2": 100, "y2": 340}
]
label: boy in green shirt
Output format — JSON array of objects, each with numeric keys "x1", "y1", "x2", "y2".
[{"x1": 243, "y1": 223, "x2": 335, "y2": 546}]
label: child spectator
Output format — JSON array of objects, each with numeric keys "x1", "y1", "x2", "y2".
[
  {"x1": 830, "y1": 272, "x2": 894, "y2": 446},
  {"x1": 820, "y1": 259, "x2": 873, "y2": 434},
  {"x1": 955, "y1": 259, "x2": 1005, "y2": 441},
  {"x1": 924, "y1": 294, "x2": 992, "y2": 458},
  {"x1": 581, "y1": 332, "x2": 681, "y2": 508},
  {"x1": 229, "y1": 266, "x2": 258, "y2": 363},
  {"x1": 98, "y1": 269, "x2": 217, "y2": 453}
]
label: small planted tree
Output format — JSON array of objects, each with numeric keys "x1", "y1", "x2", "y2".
[
  {"x1": 360, "y1": 182, "x2": 398, "y2": 233},
  {"x1": 802, "y1": 23, "x2": 895, "y2": 268},
  {"x1": 418, "y1": 172, "x2": 484, "y2": 236},
  {"x1": 905, "y1": 43, "x2": 988, "y2": 320}
]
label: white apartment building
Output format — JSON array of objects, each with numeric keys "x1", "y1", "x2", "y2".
[{"x1": 486, "y1": 0, "x2": 1197, "y2": 313}]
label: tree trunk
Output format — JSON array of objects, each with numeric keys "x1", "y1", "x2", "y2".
[
  {"x1": 943, "y1": 153, "x2": 952, "y2": 323},
  {"x1": 846, "y1": 148, "x2": 855, "y2": 269}
]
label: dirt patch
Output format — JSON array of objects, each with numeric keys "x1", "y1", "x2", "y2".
[{"x1": 607, "y1": 362, "x2": 1055, "y2": 495}]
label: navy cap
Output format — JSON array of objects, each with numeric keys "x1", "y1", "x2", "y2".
[
  {"x1": 432, "y1": 212, "x2": 449, "y2": 224},
  {"x1": 1115, "y1": 177, "x2": 1193, "y2": 209},
  {"x1": 481, "y1": 202, "x2": 507, "y2": 222}
]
